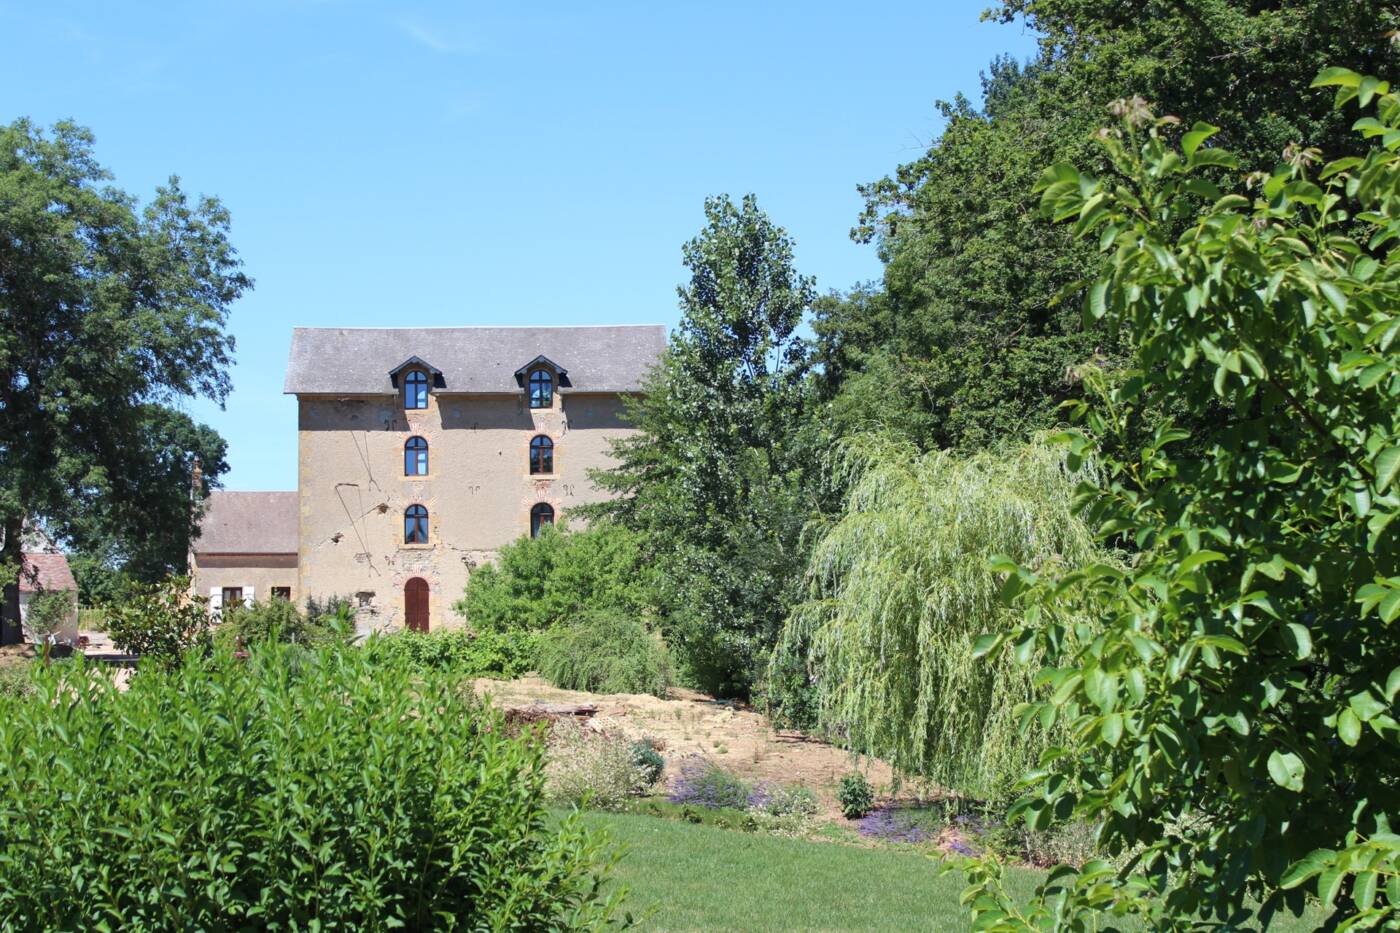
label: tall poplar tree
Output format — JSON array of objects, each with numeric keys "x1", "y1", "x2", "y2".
[{"x1": 586, "y1": 194, "x2": 817, "y2": 697}]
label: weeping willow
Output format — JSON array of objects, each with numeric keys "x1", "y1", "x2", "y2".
[{"x1": 775, "y1": 435, "x2": 1106, "y2": 801}]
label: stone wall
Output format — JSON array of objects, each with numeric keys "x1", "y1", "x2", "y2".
[{"x1": 295, "y1": 386, "x2": 633, "y2": 633}]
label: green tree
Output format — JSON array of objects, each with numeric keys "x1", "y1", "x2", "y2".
[
  {"x1": 823, "y1": 2, "x2": 1397, "y2": 453},
  {"x1": 0, "y1": 119, "x2": 246, "y2": 643},
  {"x1": 960, "y1": 71, "x2": 1400, "y2": 929},
  {"x1": 586, "y1": 194, "x2": 817, "y2": 697},
  {"x1": 772, "y1": 436, "x2": 1103, "y2": 801}
]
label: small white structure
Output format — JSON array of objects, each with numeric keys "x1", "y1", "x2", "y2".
[{"x1": 18, "y1": 552, "x2": 80, "y2": 646}]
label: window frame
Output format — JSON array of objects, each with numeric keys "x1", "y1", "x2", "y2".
[
  {"x1": 528, "y1": 369, "x2": 553, "y2": 409},
  {"x1": 404, "y1": 369, "x2": 429, "y2": 410},
  {"x1": 271, "y1": 586, "x2": 292, "y2": 601},
  {"x1": 529, "y1": 434, "x2": 554, "y2": 474},
  {"x1": 404, "y1": 504, "x2": 429, "y2": 544},
  {"x1": 530, "y1": 502, "x2": 555, "y2": 538},
  {"x1": 404, "y1": 435, "x2": 429, "y2": 476}
]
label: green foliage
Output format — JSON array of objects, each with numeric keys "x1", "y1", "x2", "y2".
[
  {"x1": 0, "y1": 665, "x2": 33, "y2": 700},
  {"x1": 836, "y1": 772, "x2": 874, "y2": 820},
  {"x1": 456, "y1": 522, "x2": 651, "y2": 632},
  {"x1": 772, "y1": 436, "x2": 1102, "y2": 801},
  {"x1": 22, "y1": 589, "x2": 73, "y2": 646},
  {"x1": 0, "y1": 640, "x2": 618, "y2": 929},
  {"x1": 821, "y1": 3, "x2": 1394, "y2": 456},
  {"x1": 630, "y1": 741, "x2": 665, "y2": 788},
  {"x1": 536, "y1": 610, "x2": 672, "y2": 697},
  {"x1": 303, "y1": 593, "x2": 357, "y2": 630},
  {"x1": 960, "y1": 72, "x2": 1400, "y2": 930},
  {"x1": 103, "y1": 576, "x2": 210, "y2": 667},
  {"x1": 364, "y1": 628, "x2": 537, "y2": 679},
  {"x1": 216, "y1": 597, "x2": 340, "y2": 649},
  {"x1": 586, "y1": 194, "x2": 819, "y2": 697},
  {"x1": 0, "y1": 118, "x2": 246, "y2": 641}
]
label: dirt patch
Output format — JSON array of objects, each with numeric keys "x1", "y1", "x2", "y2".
[{"x1": 474, "y1": 676, "x2": 895, "y2": 820}]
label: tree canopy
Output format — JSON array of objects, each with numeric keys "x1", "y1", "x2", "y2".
[
  {"x1": 817, "y1": 0, "x2": 1397, "y2": 453},
  {"x1": 0, "y1": 118, "x2": 246, "y2": 639}
]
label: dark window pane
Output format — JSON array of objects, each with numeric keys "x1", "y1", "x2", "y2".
[
  {"x1": 530, "y1": 503, "x2": 554, "y2": 538},
  {"x1": 405, "y1": 436, "x2": 428, "y2": 475},
  {"x1": 404, "y1": 504, "x2": 429, "y2": 543},
  {"x1": 528, "y1": 370, "x2": 552, "y2": 408},
  {"x1": 405, "y1": 370, "x2": 428, "y2": 409},
  {"x1": 529, "y1": 435, "x2": 553, "y2": 474}
]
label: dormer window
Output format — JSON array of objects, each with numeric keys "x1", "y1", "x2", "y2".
[
  {"x1": 514, "y1": 355, "x2": 570, "y2": 406},
  {"x1": 528, "y1": 369, "x2": 553, "y2": 409},
  {"x1": 404, "y1": 370, "x2": 428, "y2": 409}
]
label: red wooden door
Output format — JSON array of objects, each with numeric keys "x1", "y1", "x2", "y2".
[{"x1": 405, "y1": 578, "x2": 429, "y2": 632}]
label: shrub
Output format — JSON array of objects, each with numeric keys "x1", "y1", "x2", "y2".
[
  {"x1": 216, "y1": 597, "x2": 340, "y2": 649},
  {"x1": 545, "y1": 720, "x2": 649, "y2": 811},
  {"x1": 668, "y1": 756, "x2": 752, "y2": 810},
  {"x1": 104, "y1": 576, "x2": 210, "y2": 668},
  {"x1": 837, "y1": 772, "x2": 875, "y2": 820},
  {"x1": 364, "y1": 628, "x2": 537, "y2": 678},
  {"x1": 0, "y1": 641, "x2": 618, "y2": 929},
  {"x1": 0, "y1": 665, "x2": 32, "y2": 700},
  {"x1": 630, "y1": 741, "x2": 665, "y2": 788},
  {"x1": 536, "y1": 610, "x2": 672, "y2": 697},
  {"x1": 455, "y1": 521, "x2": 652, "y2": 632},
  {"x1": 22, "y1": 589, "x2": 74, "y2": 658},
  {"x1": 303, "y1": 593, "x2": 356, "y2": 628},
  {"x1": 961, "y1": 73, "x2": 1400, "y2": 929}
]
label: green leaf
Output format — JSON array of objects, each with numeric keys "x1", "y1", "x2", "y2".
[
  {"x1": 1267, "y1": 750, "x2": 1305, "y2": 792},
  {"x1": 1312, "y1": 67, "x2": 1362, "y2": 89},
  {"x1": 1181, "y1": 121, "x2": 1219, "y2": 158},
  {"x1": 1339, "y1": 708, "x2": 1362, "y2": 746},
  {"x1": 971, "y1": 634, "x2": 1002, "y2": 659},
  {"x1": 1101, "y1": 713, "x2": 1124, "y2": 747},
  {"x1": 1195, "y1": 634, "x2": 1247, "y2": 656},
  {"x1": 1178, "y1": 550, "x2": 1227, "y2": 575},
  {"x1": 1376, "y1": 448, "x2": 1400, "y2": 492},
  {"x1": 1283, "y1": 623, "x2": 1313, "y2": 660}
]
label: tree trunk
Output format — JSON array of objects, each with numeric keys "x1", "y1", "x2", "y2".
[{"x1": 0, "y1": 513, "x2": 22, "y2": 646}]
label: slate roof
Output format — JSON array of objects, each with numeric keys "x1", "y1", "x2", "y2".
[
  {"x1": 19, "y1": 553, "x2": 77, "y2": 594},
  {"x1": 283, "y1": 325, "x2": 667, "y2": 396},
  {"x1": 194, "y1": 491, "x2": 298, "y2": 554}
]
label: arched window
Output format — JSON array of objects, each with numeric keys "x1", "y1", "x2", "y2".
[
  {"x1": 530, "y1": 502, "x2": 554, "y2": 538},
  {"x1": 529, "y1": 434, "x2": 554, "y2": 475},
  {"x1": 528, "y1": 369, "x2": 553, "y2": 409},
  {"x1": 404, "y1": 504, "x2": 428, "y2": 544},
  {"x1": 405, "y1": 370, "x2": 428, "y2": 410},
  {"x1": 404, "y1": 436, "x2": 428, "y2": 475}
]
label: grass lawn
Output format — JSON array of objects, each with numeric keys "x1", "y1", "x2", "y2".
[{"x1": 582, "y1": 811, "x2": 1324, "y2": 932}]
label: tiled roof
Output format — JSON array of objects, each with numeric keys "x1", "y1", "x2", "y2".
[
  {"x1": 19, "y1": 553, "x2": 77, "y2": 593},
  {"x1": 194, "y1": 491, "x2": 298, "y2": 554},
  {"x1": 282, "y1": 325, "x2": 667, "y2": 396}
]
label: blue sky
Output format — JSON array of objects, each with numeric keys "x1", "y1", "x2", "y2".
[{"x1": 2, "y1": 1, "x2": 1037, "y2": 490}]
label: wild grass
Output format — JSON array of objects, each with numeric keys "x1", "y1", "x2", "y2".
[{"x1": 776, "y1": 435, "x2": 1107, "y2": 800}]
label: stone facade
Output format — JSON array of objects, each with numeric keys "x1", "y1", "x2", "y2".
[
  {"x1": 191, "y1": 325, "x2": 663, "y2": 634},
  {"x1": 295, "y1": 389, "x2": 631, "y2": 632}
]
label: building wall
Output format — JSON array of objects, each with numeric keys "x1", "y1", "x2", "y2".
[
  {"x1": 190, "y1": 553, "x2": 299, "y2": 611},
  {"x1": 295, "y1": 386, "x2": 633, "y2": 634}
]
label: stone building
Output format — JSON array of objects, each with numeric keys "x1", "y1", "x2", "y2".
[{"x1": 190, "y1": 324, "x2": 665, "y2": 633}]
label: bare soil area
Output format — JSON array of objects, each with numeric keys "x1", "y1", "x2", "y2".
[{"x1": 473, "y1": 676, "x2": 895, "y2": 820}]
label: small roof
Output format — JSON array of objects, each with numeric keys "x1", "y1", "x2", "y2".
[
  {"x1": 283, "y1": 325, "x2": 667, "y2": 396},
  {"x1": 194, "y1": 491, "x2": 298, "y2": 554},
  {"x1": 19, "y1": 553, "x2": 77, "y2": 594}
]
